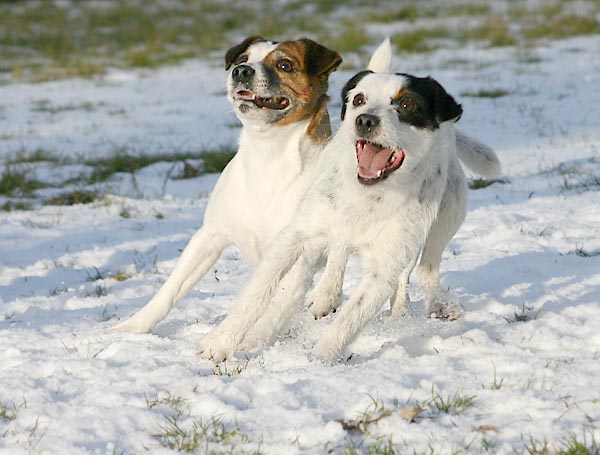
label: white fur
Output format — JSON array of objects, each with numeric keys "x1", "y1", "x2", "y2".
[
  {"x1": 198, "y1": 72, "x2": 486, "y2": 363},
  {"x1": 109, "y1": 41, "x2": 320, "y2": 334},
  {"x1": 110, "y1": 41, "x2": 499, "y2": 342},
  {"x1": 367, "y1": 38, "x2": 392, "y2": 73}
]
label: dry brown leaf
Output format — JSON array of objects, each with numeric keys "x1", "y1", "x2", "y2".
[
  {"x1": 473, "y1": 425, "x2": 499, "y2": 433},
  {"x1": 400, "y1": 406, "x2": 424, "y2": 423}
]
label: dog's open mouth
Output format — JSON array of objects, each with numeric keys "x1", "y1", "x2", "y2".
[
  {"x1": 356, "y1": 140, "x2": 405, "y2": 184},
  {"x1": 235, "y1": 90, "x2": 290, "y2": 110}
]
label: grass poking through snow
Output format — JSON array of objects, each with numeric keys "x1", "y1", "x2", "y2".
[
  {"x1": 0, "y1": 146, "x2": 237, "y2": 210},
  {"x1": 146, "y1": 391, "x2": 262, "y2": 454},
  {"x1": 0, "y1": 399, "x2": 19, "y2": 422}
]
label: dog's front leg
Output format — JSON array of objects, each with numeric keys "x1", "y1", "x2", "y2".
[
  {"x1": 312, "y1": 245, "x2": 418, "y2": 363},
  {"x1": 109, "y1": 227, "x2": 228, "y2": 333},
  {"x1": 240, "y1": 241, "x2": 324, "y2": 350},
  {"x1": 390, "y1": 254, "x2": 419, "y2": 317},
  {"x1": 312, "y1": 269, "x2": 397, "y2": 363},
  {"x1": 307, "y1": 243, "x2": 348, "y2": 319},
  {"x1": 198, "y1": 228, "x2": 320, "y2": 362}
]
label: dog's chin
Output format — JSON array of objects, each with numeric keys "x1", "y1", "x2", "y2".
[{"x1": 355, "y1": 139, "x2": 405, "y2": 185}]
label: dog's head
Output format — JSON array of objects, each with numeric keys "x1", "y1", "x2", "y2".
[
  {"x1": 339, "y1": 71, "x2": 462, "y2": 185},
  {"x1": 225, "y1": 36, "x2": 342, "y2": 128}
]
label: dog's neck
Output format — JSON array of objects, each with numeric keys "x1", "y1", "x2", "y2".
[{"x1": 237, "y1": 99, "x2": 332, "y2": 174}]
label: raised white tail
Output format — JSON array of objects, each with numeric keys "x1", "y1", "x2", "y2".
[{"x1": 455, "y1": 131, "x2": 502, "y2": 179}]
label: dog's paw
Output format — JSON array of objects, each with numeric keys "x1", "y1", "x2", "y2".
[
  {"x1": 107, "y1": 313, "x2": 154, "y2": 334},
  {"x1": 427, "y1": 291, "x2": 463, "y2": 320},
  {"x1": 390, "y1": 292, "x2": 409, "y2": 318},
  {"x1": 307, "y1": 286, "x2": 341, "y2": 320},
  {"x1": 239, "y1": 330, "x2": 269, "y2": 351},
  {"x1": 311, "y1": 335, "x2": 345, "y2": 364},
  {"x1": 311, "y1": 343, "x2": 336, "y2": 363},
  {"x1": 429, "y1": 303, "x2": 464, "y2": 320},
  {"x1": 198, "y1": 333, "x2": 236, "y2": 363}
]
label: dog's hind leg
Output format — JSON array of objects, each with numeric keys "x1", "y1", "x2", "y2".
[
  {"x1": 416, "y1": 160, "x2": 467, "y2": 320},
  {"x1": 109, "y1": 227, "x2": 228, "y2": 333}
]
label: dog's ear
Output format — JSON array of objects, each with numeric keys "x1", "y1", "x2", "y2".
[
  {"x1": 225, "y1": 36, "x2": 265, "y2": 70},
  {"x1": 429, "y1": 77, "x2": 463, "y2": 124},
  {"x1": 300, "y1": 38, "x2": 342, "y2": 78},
  {"x1": 340, "y1": 70, "x2": 372, "y2": 121},
  {"x1": 367, "y1": 38, "x2": 392, "y2": 73}
]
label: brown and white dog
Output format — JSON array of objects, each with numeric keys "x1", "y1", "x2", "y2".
[
  {"x1": 110, "y1": 36, "x2": 342, "y2": 334},
  {"x1": 111, "y1": 37, "x2": 500, "y2": 344}
]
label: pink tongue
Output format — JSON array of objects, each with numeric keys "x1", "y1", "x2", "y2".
[{"x1": 357, "y1": 142, "x2": 394, "y2": 179}]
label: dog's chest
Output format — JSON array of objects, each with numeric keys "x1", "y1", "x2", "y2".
[
  {"x1": 206, "y1": 139, "x2": 315, "y2": 263},
  {"x1": 324, "y1": 177, "x2": 437, "y2": 252}
]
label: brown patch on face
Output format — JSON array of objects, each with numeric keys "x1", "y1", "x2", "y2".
[
  {"x1": 263, "y1": 38, "x2": 341, "y2": 130},
  {"x1": 392, "y1": 88, "x2": 408, "y2": 101}
]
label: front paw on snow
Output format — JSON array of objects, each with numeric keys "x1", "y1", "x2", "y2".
[
  {"x1": 308, "y1": 302, "x2": 338, "y2": 320},
  {"x1": 428, "y1": 300, "x2": 464, "y2": 320},
  {"x1": 307, "y1": 291, "x2": 341, "y2": 320},
  {"x1": 198, "y1": 337, "x2": 236, "y2": 363},
  {"x1": 311, "y1": 338, "x2": 345, "y2": 364}
]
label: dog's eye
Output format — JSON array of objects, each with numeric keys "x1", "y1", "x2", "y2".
[
  {"x1": 398, "y1": 97, "x2": 417, "y2": 112},
  {"x1": 277, "y1": 58, "x2": 294, "y2": 73},
  {"x1": 352, "y1": 93, "x2": 365, "y2": 107},
  {"x1": 235, "y1": 54, "x2": 248, "y2": 65}
]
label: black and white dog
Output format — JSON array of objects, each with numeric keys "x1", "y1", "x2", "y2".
[
  {"x1": 198, "y1": 68, "x2": 495, "y2": 362},
  {"x1": 111, "y1": 38, "x2": 499, "y2": 347}
]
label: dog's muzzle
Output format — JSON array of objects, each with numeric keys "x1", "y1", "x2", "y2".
[
  {"x1": 355, "y1": 113, "x2": 380, "y2": 137},
  {"x1": 232, "y1": 64, "x2": 255, "y2": 84}
]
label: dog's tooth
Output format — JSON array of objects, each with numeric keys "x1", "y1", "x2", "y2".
[{"x1": 376, "y1": 169, "x2": 382, "y2": 178}]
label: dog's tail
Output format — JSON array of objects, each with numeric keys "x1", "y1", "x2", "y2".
[
  {"x1": 367, "y1": 38, "x2": 392, "y2": 73},
  {"x1": 455, "y1": 130, "x2": 502, "y2": 179}
]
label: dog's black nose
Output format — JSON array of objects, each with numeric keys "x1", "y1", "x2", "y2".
[
  {"x1": 232, "y1": 64, "x2": 255, "y2": 83},
  {"x1": 355, "y1": 114, "x2": 380, "y2": 136}
]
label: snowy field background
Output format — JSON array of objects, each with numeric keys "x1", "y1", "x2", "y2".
[{"x1": 1, "y1": 3, "x2": 600, "y2": 454}]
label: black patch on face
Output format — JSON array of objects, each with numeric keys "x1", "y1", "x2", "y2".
[
  {"x1": 340, "y1": 70, "x2": 373, "y2": 121},
  {"x1": 394, "y1": 73, "x2": 463, "y2": 129}
]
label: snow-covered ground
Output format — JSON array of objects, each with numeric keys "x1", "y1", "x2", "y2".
[{"x1": 1, "y1": 35, "x2": 599, "y2": 454}]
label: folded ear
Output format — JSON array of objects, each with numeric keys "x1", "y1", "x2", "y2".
[
  {"x1": 430, "y1": 78, "x2": 463, "y2": 124},
  {"x1": 225, "y1": 36, "x2": 265, "y2": 70},
  {"x1": 299, "y1": 38, "x2": 342, "y2": 78}
]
